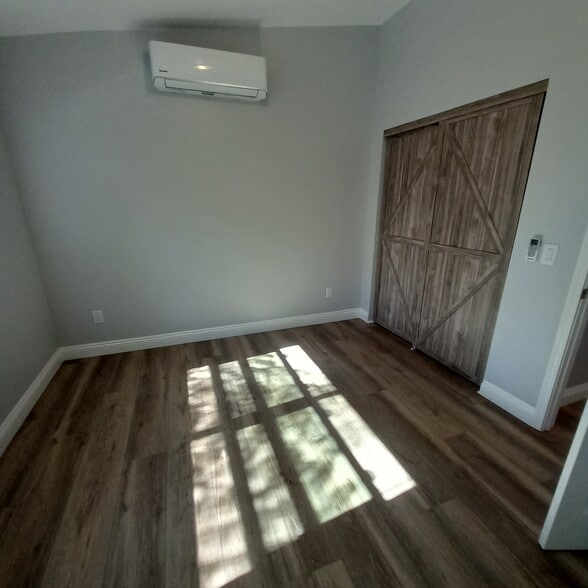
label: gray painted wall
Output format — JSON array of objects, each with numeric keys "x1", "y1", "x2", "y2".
[
  {"x1": 3, "y1": 4, "x2": 587, "y2": 417},
  {"x1": 361, "y1": 0, "x2": 588, "y2": 407},
  {"x1": 0, "y1": 126, "x2": 58, "y2": 422},
  {"x1": 0, "y1": 27, "x2": 378, "y2": 345}
]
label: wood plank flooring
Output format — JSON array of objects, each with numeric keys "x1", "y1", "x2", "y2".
[{"x1": 0, "y1": 319, "x2": 587, "y2": 587}]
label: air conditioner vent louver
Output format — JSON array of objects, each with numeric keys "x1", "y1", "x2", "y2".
[{"x1": 149, "y1": 41, "x2": 268, "y2": 103}]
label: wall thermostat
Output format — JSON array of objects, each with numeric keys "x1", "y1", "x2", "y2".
[{"x1": 526, "y1": 234, "x2": 542, "y2": 262}]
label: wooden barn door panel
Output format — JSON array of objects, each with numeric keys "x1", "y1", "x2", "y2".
[
  {"x1": 375, "y1": 84, "x2": 545, "y2": 384},
  {"x1": 431, "y1": 99, "x2": 534, "y2": 252},
  {"x1": 381, "y1": 125, "x2": 439, "y2": 241},
  {"x1": 417, "y1": 251, "x2": 501, "y2": 337},
  {"x1": 377, "y1": 240, "x2": 428, "y2": 342},
  {"x1": 416, "y1": 95, "x2": 544, "y2": 382},
  {"x1": 418, "y1": 272, "x2": 502, "y2": 379},
  {"x1": 416, "y1": 250, "x2": 501, "y2": 380},
  {"x1": 375, "y1": 126, "x2": 440, "y2": 342}
]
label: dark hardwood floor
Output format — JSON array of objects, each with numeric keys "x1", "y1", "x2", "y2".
[{"x1": 0, "y1": 319, "x2": 586, "y2": 587}]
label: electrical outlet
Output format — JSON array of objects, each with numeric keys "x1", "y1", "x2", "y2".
[
  {"x1": 325, "y1": 287, "x2": 333, "y2": 299},
  {"x1": 92, "y1": 310, "x2": 104, "y2": 324}
]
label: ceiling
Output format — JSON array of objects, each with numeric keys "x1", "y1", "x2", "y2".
[{"x1": 0, "y1": 0, "x2": 410, "y2": 37}]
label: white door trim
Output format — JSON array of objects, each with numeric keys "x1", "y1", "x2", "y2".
[
  {"x1": 539, "y1": 401, "x2": 588, "y2": 548},
  {"x1": 535, "y1": 225, "x2": 588, "y2": 430}
]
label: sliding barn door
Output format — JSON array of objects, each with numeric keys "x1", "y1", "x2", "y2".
[
  {"x1": 375, "y1": 90, "x2": 544, "y2": 383},
  {"x1": 375, "y1": 126, "x2": 440, "y2": 343}
]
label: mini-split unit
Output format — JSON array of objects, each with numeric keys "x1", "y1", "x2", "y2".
[{"x1": 149, "y1": 41, "x2": 268, "y2": 102}]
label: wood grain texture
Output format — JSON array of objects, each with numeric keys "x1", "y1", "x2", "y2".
[
  {"x1": 383, "y1": 79, "x2": 548, "y2": 137},
  {"x1": 375, "y1": 125, "x2": 440, "y2": 343},
  {"x1": 415, "y1": 251, "x2": 502, "y2": 378},
  {"x1": 433, "y1": 102, "x2": 532, "y2": 252},
  {"x1": 0, "y1": 320, "x2": 586, "y2": 587},
  {"x1": 418, "y1": 94, "x2": 544, "y2": 381},
  {"x1": 376, "y1": 239, "x2": 428, "y2": 341},
  {"x1": 435, "y1": 125, "x2": 504, "y2": 253},
  {"x1": 376, "y1": 87, "x2": 545, "y2": 382}
]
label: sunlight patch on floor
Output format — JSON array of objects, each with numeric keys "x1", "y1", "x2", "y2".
[
  {"x1": 219, "y1": 360, "x2": 257, "y2": 418},
  {"x1": 280, "y1": 345, "x2": 337, "y2": 397},
  {"x1": 248, "y1": 352, "x2": 303, "y2": 407},
  {"x1": 185, "y1": 343, "x2": 418, "y2": 582},
  {"x1": 319, "y1": 395, "x2": 416, "y2": 500},
  {"x1": 276, "y1": 407, "x2": 372, "y2": 523},
  {"x1": 190, "y1": 432, "x2": 252, "y2": 588},
  {"x1": 237, "y1": 424, "x2": 304, "y2": 550},
  {"x1": 187, "y1": 366, "x2": 220, "y2": 433}
]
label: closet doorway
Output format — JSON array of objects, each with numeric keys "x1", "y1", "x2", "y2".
[{"x1": 374, "y1": 81, "x2": 547, "y2": 383}]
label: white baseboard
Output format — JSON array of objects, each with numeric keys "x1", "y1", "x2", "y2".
[
  {"x1": 1, "y1": 309, "x2": 364, "y2": 456},
  {"x1": 478, "y1": 380, "x2": 539, "y2": 429},
  {"x1": 0, "y1": 349, "x2": 63, "y2": 457},
  {"x1": 357, "y1": 308, "x2": 374, "y2": 323},
  {"x1": 560, "y1": 382, "x2": 588, "y2": 406},
  {"x1": 62, "y1": 308, "x2": 363, "y2": 360}
]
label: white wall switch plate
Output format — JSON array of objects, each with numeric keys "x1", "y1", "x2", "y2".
[
  {"x1": 91, "y1": 310, "x2": 104, "y2": 324},
  {"x1": 325, "y1": 287, "x2": 333, "y2": 299},
  {"x1": 540, "y1": 243, "x2": 559, "y2": 266}
]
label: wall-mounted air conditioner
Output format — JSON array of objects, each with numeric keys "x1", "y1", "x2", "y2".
[{"x1": 149, "y1": 41, "x2": 268, "y2": 102}]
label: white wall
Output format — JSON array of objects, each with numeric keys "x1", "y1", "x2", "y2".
[
  {"x1": 0, "y1": 27, "x2": 378, "y2": 345},
  {"x1": 3, "y1": 5, "x2": 587, "y2": 419},
  {"x1": 361, "y1": 0, "x2": 588, "y2": 407},
  {"x1": 0, "y1": 126, "x2": 58, "y2": 422}
]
